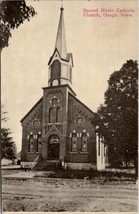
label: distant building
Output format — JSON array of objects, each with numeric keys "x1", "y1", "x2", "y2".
[{"x1": 20, "y1": 7, "x2": 107, "y2": 170}]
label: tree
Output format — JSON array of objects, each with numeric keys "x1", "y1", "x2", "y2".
[
  {"x1": 1, "y1": 128, "x2": 17, "y2": 160},
  {"x1": 1, "y1": 106, "x2": 17, "y2": 160},
  {"x1": 96, "y1": 60, "x2": 138, "y2": 174},
  {"x1": 0, "y1": 0, "x2": 36, "y2": 50}
]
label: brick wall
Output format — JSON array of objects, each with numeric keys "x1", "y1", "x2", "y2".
[
  {"x1": 67, "y1": 93, "x2": 96, "y2": 164},
  {"x1": 21, "y1": 85, "x2": 96, "y2": 165}
]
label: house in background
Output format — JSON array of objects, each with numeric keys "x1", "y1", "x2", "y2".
[{"x1": 20, "y1": 7, "x2": 107, "y2": 170}]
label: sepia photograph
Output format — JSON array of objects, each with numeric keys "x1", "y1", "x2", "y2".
[{"x1": 1, "y1": 0, "x2": 138, "y2": 212}]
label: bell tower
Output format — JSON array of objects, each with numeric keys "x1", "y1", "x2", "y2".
[{"x1": 48, "y1": 7, "x2": 73, "y2": 87}]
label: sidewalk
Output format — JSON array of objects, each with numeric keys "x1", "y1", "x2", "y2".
[
  {"x1": 2, "y1": 171, "x2": 36, "y2": 179},
  {"x1": 2, "y1": 165, "x2": 21, "y2": 170},
  {"x1": 2, "y1": 170, "x2": 55, "y2": 179}
]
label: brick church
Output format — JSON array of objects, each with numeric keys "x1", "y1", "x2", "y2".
[{"x1": 21, "y1": 7, "x2": 107, "y2": 170}]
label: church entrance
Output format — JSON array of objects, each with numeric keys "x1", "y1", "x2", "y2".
[{"x1": 48, "y1": 135, "x2": 60, "y2": 160}]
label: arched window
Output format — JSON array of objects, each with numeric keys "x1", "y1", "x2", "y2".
[
  {"x1": 71, "y1": 132, "x2": 77, "y2": 152},
  {"x1": 28, "y1": 136, "x2": 30, "y2": 152},
  {"x1": 36, "y1": 132, "x2": 42, "y2": 152},
  {"x1": 81, "y1": 131, "x2": 87, "y2": 152},
  {"x1": 56, "y1": 107, "x2": 60, "y2": 122},
  {"x1": 49, "y1": 108, "x2": 53, "y2": 123},
  {"x1": 51, "y1": 60, "x2": 61, "y2": 82},
  {"x1": 52, "y1": 79, "x2": 59, "y2": 86},
  {"x1": 28, "y1": 132, "x2": 34, "y2": 152}
]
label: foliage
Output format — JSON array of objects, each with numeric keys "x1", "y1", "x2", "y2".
[
  {"x1": 0, "y1": 0, "x2": 36, "y2": 50},
  {"x1": 1, "y1": 106, "x2": 17, "y2": 159},
  {"x1": 96, "y1": 60, "x2": 138, "y2": 169},
  {"x1": 1, "y1": 128, "x2": 17, "y2": 159}
]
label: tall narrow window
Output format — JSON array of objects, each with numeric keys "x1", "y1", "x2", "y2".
[
  {"x1": 49, "y1": 108, "x2": 53, "y2": 123},
  {"x1": 29, "y1": 132, "x2": 34, "y2": 152},
  {"x1": 71, "y1": 132, "x2": 77, "y2": 152},
  {"x1": 81, "y1": 131, "x2": 87, "y2": 152},
  {"x1": 51, "y1": 60, "x2": 61, "y2": 86},
  {"x1": 28, "y1": 135, "x2": 30, "y2": 152},
  {"x1": 56, "y1": 107, "x2": 60, "y2": 122},
  {"x1": 36, "y1": 132, "x2": 42, "y2": 152}
]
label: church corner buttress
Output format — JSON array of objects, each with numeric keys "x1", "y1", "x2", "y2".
[{"x1": 20, "y1": 7, "x2": 107, "y2": 171}]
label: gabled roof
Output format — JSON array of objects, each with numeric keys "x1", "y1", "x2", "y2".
[
  {"x1": 44, "y1": 124, "x2": 63, "y2": 140},
  {"x1": 20, "y1": 97, "x2": 43, "y2": 123},
  {"x1": 68, "y1": 92, "x2": 95, "y2": 116},
  {"x1": 48, "y1": 48, "x2": 69, "y2": 66}
]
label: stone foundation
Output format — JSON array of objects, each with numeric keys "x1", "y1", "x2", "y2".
[
  {"x1": 66, "y1": 163, "x2": 96, "y2": 170},
  {"x1": 21, "y1": 162, "x2": 33, "y2": 169}
]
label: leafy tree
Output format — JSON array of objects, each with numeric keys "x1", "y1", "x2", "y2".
[
  {"x1": 1, "y1": 106, "x2": 17, "y2": 160},
  {"x1": 1, "y1": 128, "x2": 17, "y2": 160},
  {"x1": 96, "y1": 60, "x2": 138, "y2": 174},
  {"x1": 0, "y1": 0, "x2": 36, "y2": 50}
]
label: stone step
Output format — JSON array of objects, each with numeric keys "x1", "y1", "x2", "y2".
[{"x1": 32, "y1": 161, "x2": 58, "y2": 171}]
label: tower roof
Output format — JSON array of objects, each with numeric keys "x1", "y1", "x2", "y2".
[{"x1": 55, "y1": 7, "x2": 67, "y2": 59}]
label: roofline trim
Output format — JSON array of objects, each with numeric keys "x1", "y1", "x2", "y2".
[
  {"x1": 68, "y1": 92, "x2": 95, "y2": 116},
  {"x1": 20, "y1": 97, "x2": 43, "y2": 123}
]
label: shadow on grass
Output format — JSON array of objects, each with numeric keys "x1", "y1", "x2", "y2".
[{"x1": 35, "y1": 168, "x2": 136, "y2": 181}]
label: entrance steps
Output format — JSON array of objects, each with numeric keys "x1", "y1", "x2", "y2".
[{"x1": 32, "y1": 160, "x2": 58, "y2": 171}]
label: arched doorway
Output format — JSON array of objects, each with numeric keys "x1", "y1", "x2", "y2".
[{"x1": 48, "y1": 135, "x2": 60, "y2": 160}]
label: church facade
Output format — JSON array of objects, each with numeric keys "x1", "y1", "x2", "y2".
[{"x1": 21, "y1": 7, "x2": 107, "y2": 170}]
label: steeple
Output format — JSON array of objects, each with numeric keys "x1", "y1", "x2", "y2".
[
  {"x1": 55, "y1": 7, "x2": 67, "y2": 59},
  {"x1": 48, "y1": 7, "x2": 73, "y2": 88}
]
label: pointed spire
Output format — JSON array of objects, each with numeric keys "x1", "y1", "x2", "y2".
[{"x1": 55, "y1": 7, "x2": 67, "y2": 59}]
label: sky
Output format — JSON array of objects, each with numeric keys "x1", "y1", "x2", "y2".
[{"x1": 1, "y1": 0, "x2": 138, "y2": 152}]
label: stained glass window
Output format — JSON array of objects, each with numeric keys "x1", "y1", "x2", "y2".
[
  {"x1": 71, "y1": 132, "x2": 77, "y2": 152},
  {"x1": 81, "y1": 131, "x2": 87, "y2": 152}
]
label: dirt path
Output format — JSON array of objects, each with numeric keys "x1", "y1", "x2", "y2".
[{"x1": 2, "y1": 177, "x2": 138, "y2": 212}]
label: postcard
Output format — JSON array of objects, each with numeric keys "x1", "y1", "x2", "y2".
[{"x1": 1, "y1": 0, "x2": 138, "y2": 213}]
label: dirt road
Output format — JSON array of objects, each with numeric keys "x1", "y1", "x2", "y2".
[{"x1": 2, "y1": 177, "x2": 138, "y2": 212}]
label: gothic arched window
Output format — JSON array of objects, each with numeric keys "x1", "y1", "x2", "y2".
[
  {"x1": 28, "y1": 132, "x2": 34, "y2": 152},
  {"x1": 56, "y1": 107, "x2": 60, "y2": 122},
  {"x1": 51, "y1": 60, "x2": 61, "y2": 85},
  {"x1": 81, "y1": 131, "x2": 88, "y2": 152},
  {"x1": 49, "y1": 108, "x2": 53, "y2": 123},
  {"x1": 71, "y1": 132, "x2": 77, "y2": 152},
  {"x1": 36, "y1": 132, "x2": 42, "y2": 152}
]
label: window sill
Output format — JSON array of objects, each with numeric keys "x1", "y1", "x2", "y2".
[
  {"x1": 69, "y1": 151, "x2": 88, "y2": 154},
  {"x1": 70, "y1": 152, "x2": 78, "y2": 154},
  {"x1": 80, "y1": 151, "x2": 88, "y2": 154},
  {"x1": 27, "y1": 152, "x2": 41, "y2": 154}
]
